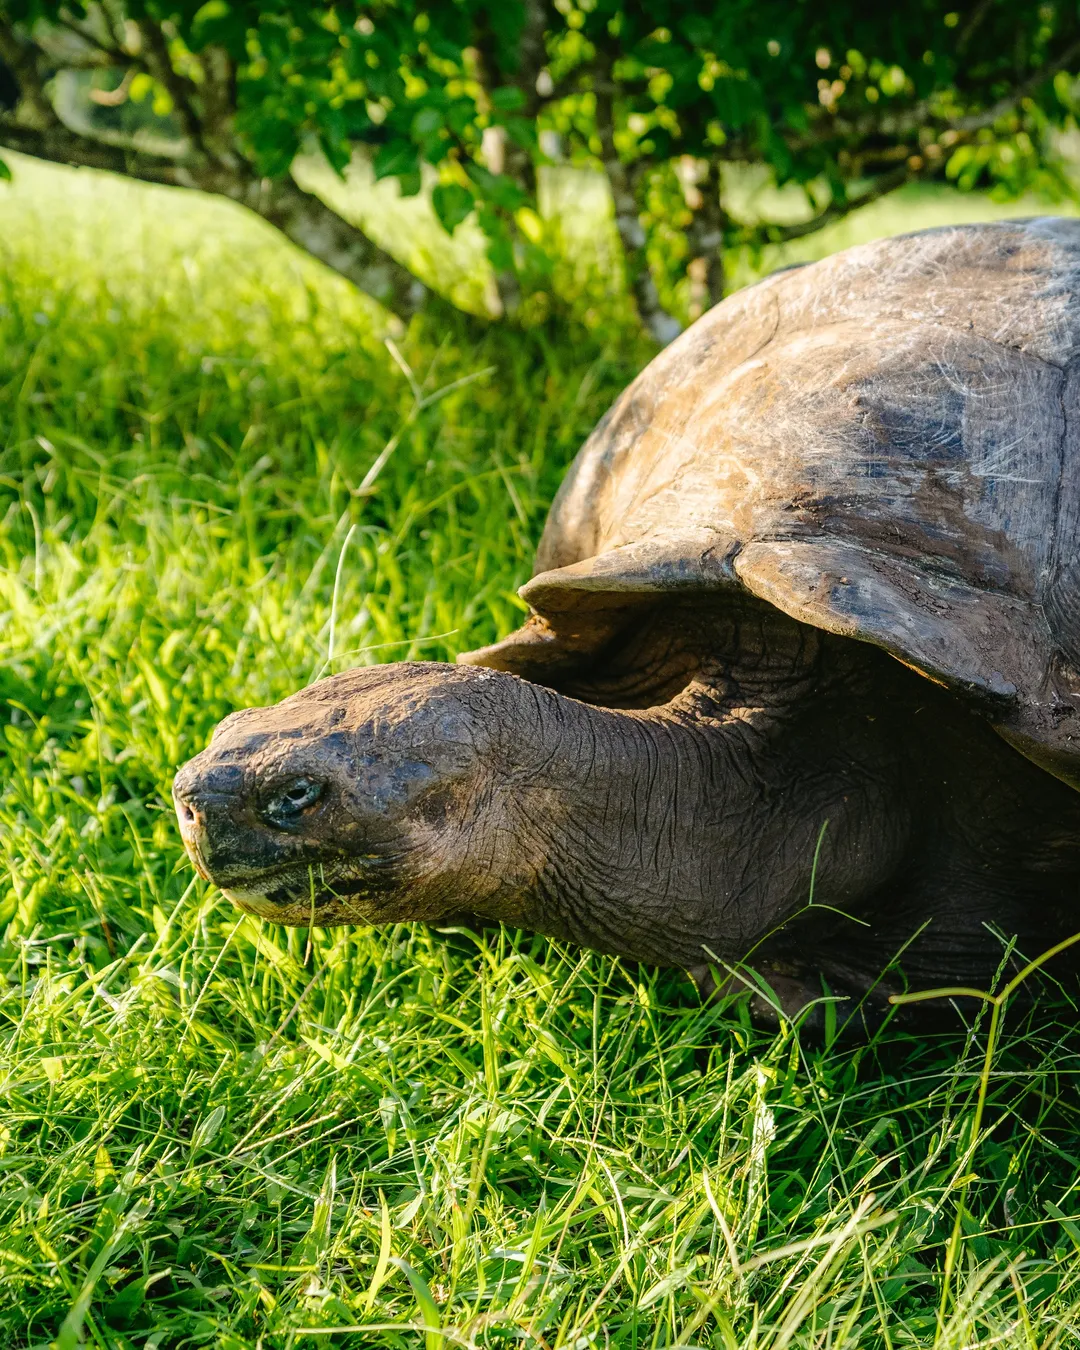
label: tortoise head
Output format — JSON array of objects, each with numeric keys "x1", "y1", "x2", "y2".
[{"x1": 172, "y1": 663, "x2": 509, "y2": 925}]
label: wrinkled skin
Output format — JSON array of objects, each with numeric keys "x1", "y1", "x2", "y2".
[
  {"x1": 173, "y1": 597, "x2": 1080, "y2": 1023},
  {"x1": 175, "y1": 222, "x2": 1080, "y2": 1024}
]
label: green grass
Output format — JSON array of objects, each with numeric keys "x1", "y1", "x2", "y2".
[{"x1": 3, "y1": 156, "x2": 1080, "y2": 1349}]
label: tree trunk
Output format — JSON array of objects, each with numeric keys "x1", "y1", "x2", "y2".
[
  {"x1": 683, "y1": 158, "x2": 725, "y2": 321},
  {"x1": 500, "y1": 0, "x2": 548, "y2": 197},
  {"x1": 594, "y1": 74, "x2": 681, "y2": 345},
  {"x1": 469, "y1": 3, "x2": 554, "y2": 322}
]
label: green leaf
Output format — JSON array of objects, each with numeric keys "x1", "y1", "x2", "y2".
[
  {"x1": 432, "y1": 182, "x2": 474, "y2": 233},
  {"x1": 466, "y1": 162, "x2": 526, "y2": 210},
  {"x1": 105, "y1": 1272, "x2": 163, "y2": 1329},
  {"x1": 192, "y1": 0, "x2": 229, "y2": 25},
  {"x1": 128, "y1": 72, "x2": 155, "y2": 104},
  {"x1": 446, "y1": 97, "x2": 477, "y2": 135},
  {"x1": 429, "y1": 37, "x2": 465, "y2": 62},
  {"x1": 390, "y1": 1258, "x2": 442, "y2": 1350},
  {"x1": 297, "y1": 1156, "x2": 337, "y2": 1266},
  {"x1": 412, "y1": 106, "x2": 444, "y2": 138},
  {"x1": 503, "y1": 116, "x2": 538, "y2": 151},
  {"x1": 0, "y1": 157, "x2": 10, "y2": 183},
  {"x1": 318, "y1": 132, "x2": 351, "y2": 177},
  {"x1": 190, "y1": 0, "x2": 246, "y2": 51},
  {"x1": 490, "y1": 86, "x2": 526, "y2": 111},
  {"x1": 373, "y1": 140, "x2": 419, "y2": 181},
  {"x1": 55, "y1": 1200, "x2": 152, "y2": 1350},
  {"x1": 191, "y1": 1104, "x2": 226, "y2": 1152},
  {"x1": 477, "y1": 206, "x2": 514, "y2": 271}
]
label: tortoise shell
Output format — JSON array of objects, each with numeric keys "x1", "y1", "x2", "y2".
[{"x1": 463, "y1": 220, "x2": 1080, "y2": 788}]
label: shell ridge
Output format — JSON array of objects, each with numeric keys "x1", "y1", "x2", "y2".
[
  {"x1": 1043, "y1": 355, "x2": 1080, "y2": 670},
  {"x1": 482, "y1": 219, "x2": 1080, "y2": 784}
]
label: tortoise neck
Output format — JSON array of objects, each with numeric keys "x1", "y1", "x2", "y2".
[{"x1": 470, "y1": 673, "x2": 904, "y2": 972}]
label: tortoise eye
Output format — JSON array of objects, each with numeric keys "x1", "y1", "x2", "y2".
[{"x1": 260, "y1": 777, "x2": 324, "y2": 828}]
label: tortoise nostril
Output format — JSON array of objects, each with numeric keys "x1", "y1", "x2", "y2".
[
  {"x1": 178, "y1": 800, "x2": 195, "y2": 825},
  {"x1": 260, "y1": 777, "x2": 325, "y2": 828}
]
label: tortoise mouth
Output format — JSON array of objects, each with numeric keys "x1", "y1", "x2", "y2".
[{"x1": 213, "y1": 852, "x2": 408, "y2": 924}]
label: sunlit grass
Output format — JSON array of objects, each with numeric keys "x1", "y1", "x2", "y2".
[{"x1": 2, "y1": 157, "x2": 1080, "y2": 1348}]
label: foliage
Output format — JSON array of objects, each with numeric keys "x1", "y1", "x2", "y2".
[
  {"x1": 3, "y1": 1, "x2": 1080, "y2": 333},
  {"x1": 3, "y1": 155, "x2": 1080, "y2": 1350}
]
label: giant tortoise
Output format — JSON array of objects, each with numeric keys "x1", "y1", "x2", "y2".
[{"x1": 173, "y1": 219, "x2": 1080, "y2": 1020}]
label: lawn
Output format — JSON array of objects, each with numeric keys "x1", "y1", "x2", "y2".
[{"x1": 2, "y1": 155, "x2": 1080, "y2": 1349}]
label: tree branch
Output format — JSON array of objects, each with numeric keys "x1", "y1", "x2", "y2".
[
  {"x1": 51, "y1": 11, "x2": 122, "y2": 63},
  {"x1": 499, "y1": 0, "x2": 548, "y2": 193},
  {"x1": 0, "y1": 20, "x2": 58, "y2": 127},
  {"x1": 684, "y1": 158, "x2": 724, "y2": 316},
  {"x1": 956, "y1": 0, "x2": 997, "y2": 55},
  {"x1": 205, "y1": 171, "x2": 429, "y2": 319},
  {"x1": 594, "y1": 54, "x2": 681, "y2": 344},
  {"x1": 197, "y1": 44, "x2": 237, "y2": 160},
  {"x1": 0, "y1": 119, "x2": 429, "y2": 318},
  {"x1": 949, "y1": 37, "x2": 1080, "y2": 132},
  {"x1": 0, "y1": 116, "x2": 187, "y2": 181},
  {"x1": 135, "y1": 18, "x2": 203, "y2": 151},
  {"x1": 722, "y1": 30, "x2": 1080, "y2": 169},
  {"x1": 88, "y1": 67, "x2": 133, "y2": 105},
  {"x1": 756, "y1": 166, "x2": 911, "y2": 246}
]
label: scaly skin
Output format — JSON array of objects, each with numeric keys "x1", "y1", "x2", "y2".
[{"x1": 173, "y1": 603, "x2": 1080, "y2": 1023}]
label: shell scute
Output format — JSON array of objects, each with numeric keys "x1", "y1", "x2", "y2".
[{"x1": 461, "y1": 220, "x2": 1080, "y2": 786}]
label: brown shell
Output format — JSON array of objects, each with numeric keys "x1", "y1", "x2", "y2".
[{"x1": 462, "y1": 220, "x2": 1080, "y2": 788}]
